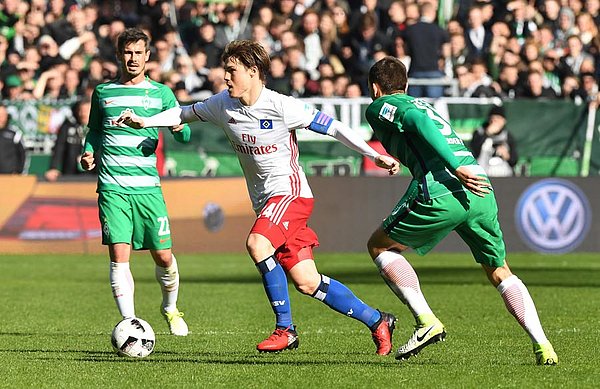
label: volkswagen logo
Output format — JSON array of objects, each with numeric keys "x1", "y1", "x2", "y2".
[{"x1": 515, "y1": 179, "x2": 591, "y2": 254}]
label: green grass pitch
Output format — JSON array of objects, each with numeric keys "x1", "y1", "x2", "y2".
[{"x1": 0, "y1": 252, "x2": 599, "y2": 388}]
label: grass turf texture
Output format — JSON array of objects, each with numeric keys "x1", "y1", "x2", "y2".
[{"x1": 0, "y1": 252, "x2": 598, "y2": 388}]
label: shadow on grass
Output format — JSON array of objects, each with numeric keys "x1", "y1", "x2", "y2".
[
  {"x1": 1, "y1": 348, "x2": 406, "y2": 367},
  {"x1": 76, "y1": 350, "x2": 406, "y2": 366},
  {"x1": 168, "y1": 267, "x2": 600, "y2": 288}
]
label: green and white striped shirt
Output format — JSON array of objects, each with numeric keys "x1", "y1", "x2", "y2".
[{"x1": 84, "y1": 77, "x2": 190, "y2": 194}]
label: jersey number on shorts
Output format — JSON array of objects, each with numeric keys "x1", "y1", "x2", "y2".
[
  {"x1": 157, "y1": 216, "x2": 171, "y2": 236},
  {"x1": 260, "y1": 203, "x2": 277, "y2": 221}
]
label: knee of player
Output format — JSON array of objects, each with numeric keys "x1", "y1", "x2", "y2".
[
  {"x1": 246, "y1": 233, "x2": 274, "y2": 261},
  {"x1": 367, "y1": 238, "x2": 385, "y2": 260},
  {"x1": 293, "y1": 274, "x2": 321, "y2": 295}
]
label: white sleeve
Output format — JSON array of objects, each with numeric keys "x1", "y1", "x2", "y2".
[
  {"x1": 327, "y1": 120, "x2": 379, "y2": 161},
  {"x1": 142, "y1": 105, "x2": 201, "y2": 127}
]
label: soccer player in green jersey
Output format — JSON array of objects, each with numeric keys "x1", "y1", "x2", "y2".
[
  {"x1": 364, "y1": 56, "x2": 558, "y2": 365},
  {"x1": 80, "y1": 28, "x2": 191, "y2": 336}
]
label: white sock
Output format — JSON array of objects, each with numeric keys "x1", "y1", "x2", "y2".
[
  {"x1": 374, "y1": 251, "x2": 433, "y2": 318},
  {"x1": 497, "y1": 275, "x2": 549, "y2": 344},
  {"x1": 109, "y1": 261, "x2": 135, "y2": 319},
  {"x1": 155, "y1": 254, "x2": 180, "y2": 313}
]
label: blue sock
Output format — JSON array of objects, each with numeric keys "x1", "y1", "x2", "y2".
[
  {"x1": 312, "y1": 275, "x2": 381, "y2": 329},
  {"x1": 256, "y1": 256, "x2": 294, "y2": 330}
]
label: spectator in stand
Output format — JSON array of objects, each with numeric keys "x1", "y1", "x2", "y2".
[
  {"x1": 153, "y1": 37, "x2": 176, "y2": 73},
  {"x1": 16, "y1": 61, "x2": 37, "y2": 95},
  {"x1": 184, "y1": 48, "x2": 213, "y2": 101},
  {"x1": 581, "y1": 71, "x2": 599, "y2": 101},
  {"x1": 252, "y1": 22, "x2": 274, "y2": 55},
  {"x1": 449, "y1": 32, "x2": 471, "y2": 69},
  {"x1": 97, "y1": 18, "x2": 125, "y2": 62},
  {"x1": 541, "y1": 53, "x2": 563, "y2": 95},
  {"x1": 470, "y1": 104, "x2": 519, "y2": 177},
  {"x1": 38, "y1": 34, "x2": 62, "y2": 72},
  {"x1": 0, "y1": 105, "x2": 26, "y2": 174},
  {"x1": 455, "y1": 62, "x2": 497, "y2": 97},
  {"x1": 402, "y1": 1, "x2": 450, "y2": 98},
  {"x1": 393, "y1": 35, "x2": 411, "y2": 71},
  {"x1": 215, "y1": 5, "x2": 252, "y2": 50},
  {"x1": 349, "y1": 0, "x2": 386, "y2": 31},
  {"x1": 383, "y1": 0, "x2": 407, "y2": 39},
  {"x1": 586, "y1": 0, "x2": 600, "y2": 25},
  {"x1": 554, "y1": 7, "x2": 577, "y2": 51},
  {"x1": 63, "y1": 67, "x2": 82, "y2": 98},
  {"x1": 195, "y1": 21, "x2": 222, "y2": 69},
  {"x1": 298, "y1": 9, "x2": 323, "y2": 80},
  {"x1": 464, "y1": 4, "x2": 493, "y2": 60},
  {"x1": 33, "y1": 65, "x2": 67, "y2": 99},
  {"x1": 45, "y1": 98, "x2": 92, "y2": 182},
  {"x1": 289, "y1": 68, "x2": 314, "y2": 98},
  {"x1": 345, "y1": 81, "x2": 363, "y2": 97},
  {"x1": 537, "y1": 24, "x2": 559, "y2": 57},
  {"x1": 559, "y1": 35, "x2": 595, "y2": 77},
  {"x1": 318, "y1": 11, "x2": 339, "y2": 60},
  {"x1": 495, "y1": 64, "x2": 526, "y2": 98},
  {"x1": 524, "y1": 69, "x2": 559, "y2": 98},
  {"x1": 268, "y1": 14, "x2": 292, "y2": 54},
  {"x1": 522, "y1": 39, "x2": 541, "y2": 65},
  {"x1": 506, "y1": 0, "x2": 538, "y2": 46},
  {"x1": 331, "y1": 3, "x2": 351, "y2": 43},
  {"x1": 561, "y1": 74, "x2": 587, "y2": 102},
  {"x1": 266, "y1": 54, "x2": 291, "y2": 94},
  {"x1": 537, "y1": 0, "x2": 561, "y2": 31},
  {"x1": 576, "y1": 12, "x2": 597, "y2": 47},
  {"x1": 333, "y1": 73, "x2": 351, "y2": 97},
  {"x1": 346, "y1": 11, "x2": 392, "y2": 91}
]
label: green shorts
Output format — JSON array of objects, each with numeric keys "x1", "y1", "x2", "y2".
[
  {"x1": 382, "y1": 186, "x2": 506, "y2": 267},
  {"x1": 98, "y1": 191, "x2": 172, "y2": 250}
]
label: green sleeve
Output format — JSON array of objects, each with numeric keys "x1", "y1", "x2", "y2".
[
  {"x1": 172, "y1": 124, "x2": 191, "y2": 144},
  {"x1": 161, "y1": 85, "x2": 191, "y2": 144},
  {"x1": 83, "y1": 89, "x2": 102, "y2": 153},
  {"x1": 403, "y1": 109, "x2": 461, "y2": 171}
]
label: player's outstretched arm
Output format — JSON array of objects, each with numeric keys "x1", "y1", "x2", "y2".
[
  {"x1": 326, "y1": 119, "x2": 400, "y2": 175},
  {"x1": 116, "y1": 105, "x2": 200, "y2": 129}
]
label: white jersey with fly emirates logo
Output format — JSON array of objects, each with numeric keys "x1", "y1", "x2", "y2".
[{"x1": 190, "y1": 88, "x2": 319, "y2": 213}]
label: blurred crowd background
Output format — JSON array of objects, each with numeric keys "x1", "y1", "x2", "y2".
[
  {"x1": 0, "y1": 0, "x2": 599, "y2": 178},
  {"x1": 0, "y1": 0, "x2": 598, "y2": 103}
]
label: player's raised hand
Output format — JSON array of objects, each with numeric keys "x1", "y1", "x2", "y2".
[
  {"x1": 454, "y1": 165, "x2": 491, "y2": 197},
  {"x1": 375, "y1": 155, "x2": 400, "y2": 175},
  {"x1": 80, "y1": 151, "x2": 96, "y2": 171},
  {"x1": 116, "y1": 109, "x2": 145, "y2": 129}
]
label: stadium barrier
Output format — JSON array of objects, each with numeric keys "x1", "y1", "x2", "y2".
[
  {"x1": 4, "y1": 97, "x2": 599, "y2": 177},
  {"x1": 1, "y1": 175, "x2": 598, "y2": 255}
]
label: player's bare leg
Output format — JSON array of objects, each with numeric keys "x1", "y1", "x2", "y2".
[
  {"x1": 152, "y1": 249, "x2": 188, "y2": 336},
  {"x1": 109, "y1": 243, "x2": 136, "y2": 319},
  {"x1": 483, "y1": 263, "x2": 558, "y2": 365},
  {"x1": 288, "y1": 258, "x2": 396, "y2": 355},
  {"x1": 368, "y1": 227, "x2": 446, "y2": 360}
]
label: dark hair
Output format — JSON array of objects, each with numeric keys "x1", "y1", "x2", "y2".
[
  {"x1": 222, "y1": 40, "x2": 270, "y2": 81},
  {"x1": 116, "y1": 28, "x2": 150, "y2": 55},
  {"x1": 368, "y1": 56, "x2": 408, "y2": 94}
]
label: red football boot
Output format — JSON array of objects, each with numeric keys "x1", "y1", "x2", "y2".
[
  {"x1": 256, "y1": 326, "x2": 299, "y2": 352},
  {"x1": 371, "y1": 311, "x2": 396, "y2": 355}
]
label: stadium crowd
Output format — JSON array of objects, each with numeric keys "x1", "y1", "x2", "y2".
[
  {"x1": 0, "y1": 0, "x2": 599, "y2": 174},
  {"x1": 0, "y1": 0, "x2": 599, "y2": 102}
]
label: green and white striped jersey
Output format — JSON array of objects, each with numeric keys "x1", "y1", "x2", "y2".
[{"x1": 84, "y1": 77, "x2": 190, "y2": 194}]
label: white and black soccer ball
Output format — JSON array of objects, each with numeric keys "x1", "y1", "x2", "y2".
[{"x1": 111, "y1": 317, "x2": 156, "y2": 358}]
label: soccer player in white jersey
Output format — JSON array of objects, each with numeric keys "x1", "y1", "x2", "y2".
[
  {"x1": 80, "y1": 28, "x2": 190, "y2": 336},
  {"x1": 117, "y1": 40, "x2": 401, "y2": 354}
]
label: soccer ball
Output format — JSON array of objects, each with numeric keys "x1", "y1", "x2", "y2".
[{"x1": 111, "y1": 317, "x2": 156, "y2": 358}]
